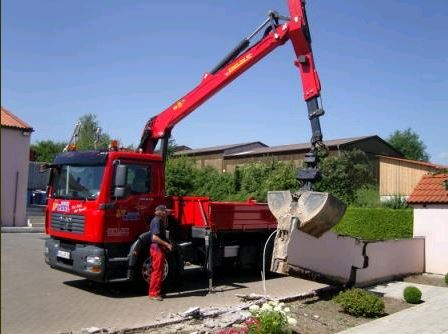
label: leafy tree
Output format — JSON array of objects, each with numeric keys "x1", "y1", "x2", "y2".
[
  {"x1": 238, "y1": 160, "x2": 297, "y2": 202},
  {"x1": 165, "y1": 157, "x2": 197, "y2": 196},
  {"x1": 193, "y1": 166, "x2": 234, "y2": 200},
  {"x1": 76, "y1": 114, "x2": 111, "y2": 150},
  {"x1": 165, "y1": 157, "x2": 298, "y2": 202},
  {"x1": 165, "y1": 152, "x2": 373, "y2": 204},
  {"x1": 315, "y1": 149, "x2": 374, "y2": 204},
  {"x1": 30, "y1": 140, "x2": 66, "y2": 162},
  {"x1": 387, "y1": 128, "x2": 429, "y2": 161},
  {"x1": 167, "y1": 137, "x2": 178, "y2": 157}
]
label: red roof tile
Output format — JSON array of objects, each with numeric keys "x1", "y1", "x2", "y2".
[
  {"x1": 1, "y1": 107, "x2": 33, "y2": 131},
  {"x1": 407, "y1": 174, "x2": 448, "y2": 204}
]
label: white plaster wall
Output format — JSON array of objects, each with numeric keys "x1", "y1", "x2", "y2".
[
  {"x1": 1, "y1": 128, "x2": 31, "y2": 226},
  {"x1": 357, "y1": 238, "x2": 424, "y2": 285},
  {"x1": 413, "y1": 205, "x2": 448, "y2": 274},
  {"x1": 287, "y1": 231, "x2": 365, "y2": 282},
  {"x1": 287, "y1": 231, "x2": 424, "y2": 285}
]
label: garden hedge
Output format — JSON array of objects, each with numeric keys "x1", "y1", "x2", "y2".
[{"x1": 332, "y1": 207, "x2": 413, "y2": 240}]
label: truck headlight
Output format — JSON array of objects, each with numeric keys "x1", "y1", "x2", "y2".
[
  {"x1": 85, "y1": 256, "x2": 102, "y2": 273},
  {"x1": 86, "y1": 256, "x2": 102, "y2": 265}
]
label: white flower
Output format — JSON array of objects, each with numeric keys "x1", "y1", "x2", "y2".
[
  {"x1": 283, "y1": 307, "x2": 291, "y2": 313},
  {"x1": 287, "y1": 317, "x2": 297, "y2": 326},
  {"x1": 261, "y1": 303, "x2": 273, "y2": 311},
  {"x1": 274, "y1": 305, "x2": 282, "y2": 312},
  {"x1": 249, "y1": 304, "x2": 260, "y2": 313},
  {"x1": 278, "y1": 302, "x2": 285, "y2": 307},
  {"x1": 269, "y1": 300, "x2": 279, "y2": 306}
]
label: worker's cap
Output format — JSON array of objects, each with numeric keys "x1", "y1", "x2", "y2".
[{"x1": 155, "y1": 205, "x2": 167, "y2": 213}]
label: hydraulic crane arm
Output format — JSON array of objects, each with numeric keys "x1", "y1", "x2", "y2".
[
  {"x1": 137, "y1": 0, "x2": 348, "y2": 275},
  {"x1": 139, "y1": 1, "x2": 324, "y2": 164}
]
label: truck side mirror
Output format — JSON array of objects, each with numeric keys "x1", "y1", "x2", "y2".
[{"x1": 113, "y1": 165, "x2": 127, "y2": 198}]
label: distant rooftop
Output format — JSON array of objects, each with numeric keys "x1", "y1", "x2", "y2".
[
  {"x1": 174, "y1": 135, "x2": 404, "y2": 158},
  {"x1": 226, "y1": 135, "x2": 403, "y2": 157},
  {"x1": 378, "y1": 155, "x2": 448, "y2": 170},
  {"x1": 174, "y1": 141, "x2": 267, "y2": 156},
  {"x1": 1, "y1": 107, "x2": 33, "y2": 131}
]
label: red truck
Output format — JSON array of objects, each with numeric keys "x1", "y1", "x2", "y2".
[{"x1": 44, "y1": 0, "x2": 329, "y2": 288}]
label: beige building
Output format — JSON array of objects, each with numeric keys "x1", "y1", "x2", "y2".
[
  {"x1": 1, "y1": 107, "x2": 33, "y2": 227},
  {"x1": 378, "y1": 156, "x2": 447, "y2": 200},
  {"x1": 175, "y1": 135, "x2": 403, "y2": 175},
  {"x1": 174, "y1": 141, "x2": 268, "y2": 171}
]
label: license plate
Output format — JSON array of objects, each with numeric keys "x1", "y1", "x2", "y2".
[{"x1": 57, "y1": 250, "x2": 71, "y2": 259}]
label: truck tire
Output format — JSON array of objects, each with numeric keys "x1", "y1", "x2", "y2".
[{"x1": 136, "y1": 250, "x2": 181, "y2": 292}]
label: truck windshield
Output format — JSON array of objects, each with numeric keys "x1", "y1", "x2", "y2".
[{"x1": 51, "y1": 165, "x2": 105, "y2": 200}]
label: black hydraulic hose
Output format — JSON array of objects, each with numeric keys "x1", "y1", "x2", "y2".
[{"x1": 209, "y1": 38, "x2": 250, "y2": 75}]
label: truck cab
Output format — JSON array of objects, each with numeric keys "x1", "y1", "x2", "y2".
[{"x1": 45, "y1": 150, "x2": 167, "y2": 283}]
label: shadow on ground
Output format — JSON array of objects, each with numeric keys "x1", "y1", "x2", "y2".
[{"x1": 63, "y1": 267, "x2": 278, "y2": 299}]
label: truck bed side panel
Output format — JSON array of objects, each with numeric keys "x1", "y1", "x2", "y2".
[{"x1": 209, "y1": 201, "x2": 277, "y2": 232}]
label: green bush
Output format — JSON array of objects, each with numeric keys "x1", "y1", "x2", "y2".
[
  {"x1": 193, "y1": 166, "x2": 235, "y2": 200},
  {"x1": 165, "y1": 157, "x2": 197, "y2": 196},
  {"x1": 333, "y1": 207, "x2": 413, "y2": 240},
  {"x1": 237, "y1": 160, "x2": 297, "y2": 202},
  {"x1": 445, "y1": 273, "x2": 448, "y2": 286},
  {"x1": 352, "y1": 185, "x2": 381, "y2": 208},
  {"x1": 166, "y1": 157, "x2": 298, "y2": 202},
  {"x1": 334, "y1": 288, "x2": 385, "y2": 317},
  {"x1": 403, "y1": 286, "x2": 422, "y2": 304}
]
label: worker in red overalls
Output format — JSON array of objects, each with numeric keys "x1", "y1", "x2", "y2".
[{"x1": 148, "y1": 205, "x2": 172, "y2": 301}]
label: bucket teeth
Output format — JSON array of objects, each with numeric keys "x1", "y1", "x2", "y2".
[{"x1": 268, "y1": 190, "x2": 346, "y2": 274}]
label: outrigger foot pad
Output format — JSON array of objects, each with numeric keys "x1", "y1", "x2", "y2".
[{"x1": 268, "y1": 190, "x2": 346, "y2": 274}]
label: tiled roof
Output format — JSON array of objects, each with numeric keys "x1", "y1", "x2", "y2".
[
  {"x1": 407, "y1": 174, "x2": 448, "y2": 204},
  {"x1": 378, "y1": 155, "x2": 448, "y2": 170},
  {"x1": 1, "y1": 107, "x2": 33, "y2": 131}
]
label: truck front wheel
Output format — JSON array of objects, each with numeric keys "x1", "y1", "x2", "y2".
[
  {"x1": 141, "y1": 257, "x2": 169, "y2": 283},
  {"x1": 136, "y1": 251, "x2": 181, "y2": 291}
]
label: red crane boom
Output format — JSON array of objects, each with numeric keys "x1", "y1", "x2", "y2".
[{"x1": 138, "y1": 0, "x2": 324, "y2": 187}]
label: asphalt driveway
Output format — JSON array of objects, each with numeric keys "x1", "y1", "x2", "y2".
[{"x1": 1, "y1": 233, "x2": 325, "y2": 334}]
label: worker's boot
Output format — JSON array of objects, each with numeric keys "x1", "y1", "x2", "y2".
[{"x1": 268, "y1": 190, "x2": 346, "y2": 274}]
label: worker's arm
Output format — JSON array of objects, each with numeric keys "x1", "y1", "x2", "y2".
[{"x1": 152, "y1": 234, "x2": 173, "y2": 251}]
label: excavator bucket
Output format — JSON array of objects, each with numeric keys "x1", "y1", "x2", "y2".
[{"x1": 268, "y1": 190, "x2": 346, "y2": 274}]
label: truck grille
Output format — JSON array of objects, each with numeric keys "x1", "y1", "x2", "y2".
[{"x1": 51, "y1": 213, "x2": 85, "y2": 234}]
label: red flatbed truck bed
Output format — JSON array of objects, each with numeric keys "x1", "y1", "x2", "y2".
[{"x1": 171, "y1": 196, "x2": 277, "y2": 232}]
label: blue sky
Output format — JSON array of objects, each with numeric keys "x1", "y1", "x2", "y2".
[{"x1": 2, "y1": 0, "x2": 447, "y2": 163}]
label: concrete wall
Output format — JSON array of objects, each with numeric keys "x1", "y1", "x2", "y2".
[
  {"x1": 413, "y1": 204, "x2": 448, "y2": 274},
  {"x1": 356, "y1": 238, "x2": 425, "y2": 285},
  {"x1": 1, "y1": 128, "x2": 31, "y2": 226},
  {"x1": 287, "y1": 231, "x2": 424, "y2": 286}
]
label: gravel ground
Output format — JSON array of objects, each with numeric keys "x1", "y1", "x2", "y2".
[
  {"x1": 403, "y1": 274, "x2": 447, "y2": 288},
  {"x1": 129, "y1": 293, "x2": 412, "y2": 334},
  {"x1": 290, "y1": 295, "x2": 411, "y2": 334}
]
